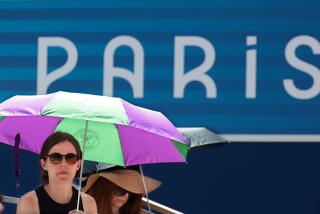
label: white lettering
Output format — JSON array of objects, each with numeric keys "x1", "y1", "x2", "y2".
[
  {"x1": 284, "y1": 35, "x2": 320, "y2": 99},
  {"x1": 37, "y1": 37, "x2": 78, "y2": 94},
  {"x1": 103, "y1": 36, "x2": 144, "y2": 98},
  {"x1": 174, "y1": 36, "x2": 216, "y2": 98},
  {"x1": 246, "y1": 36, "x2": 257, "y2": 98}
]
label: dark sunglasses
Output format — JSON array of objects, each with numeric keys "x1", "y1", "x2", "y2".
[
  {"x1": 46, "y1": 153, "x2": 79, "y2": 165},
  {"x1": 114, "y1": 186, "x2": 129, "y2": 196}
]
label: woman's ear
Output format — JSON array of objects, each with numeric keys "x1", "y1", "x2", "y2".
[{"x1": 40, "y1": 159, "x2": 47, "y2": 170}]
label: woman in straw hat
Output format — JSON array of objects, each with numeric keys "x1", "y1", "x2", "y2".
[{"x1": 83, "y1": 168, "x2": 161, "y2": 214}]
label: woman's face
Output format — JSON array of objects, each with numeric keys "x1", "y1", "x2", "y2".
[
  {"x1": 111, "y1": 187, "x2": 129, "y2": 211},
  {"x1": 41, "y1": 141, "x2": 80, "y2": 184}
]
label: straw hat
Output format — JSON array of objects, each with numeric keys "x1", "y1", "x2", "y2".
[{"x1": 83, "y1": 169, "x2": 161, "y2": 194}]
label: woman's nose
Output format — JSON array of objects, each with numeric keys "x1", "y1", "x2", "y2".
[{"x1": 59, "y1": 159, "x2": 68, "y2": 167}]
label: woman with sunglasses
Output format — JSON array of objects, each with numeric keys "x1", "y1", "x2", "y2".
[
  {"x1": 17, "y1": 131, "x2": 97, "y2": 214},
  {"x1": 83, "y1": 168, "x2": 161, "y2": 214}
]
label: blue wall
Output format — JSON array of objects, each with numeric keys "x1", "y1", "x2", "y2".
[{"x1": 0, "y1": 0, "x2": 319, "y2": 213}]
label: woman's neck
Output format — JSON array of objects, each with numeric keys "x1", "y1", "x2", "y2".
[
  {"x1": 112, "y1": 206, "x2": 120, "y2": 214},
  {"x1": 44, "y1": 182, "x2": 73, "y2": 204}
]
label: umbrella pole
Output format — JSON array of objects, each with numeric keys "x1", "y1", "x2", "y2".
[
  {"x1": 139, "y1": 165, "x2": 152, "y2": 214},
  {"x1": 76, "y1": 120, "x2": 89, "y2": 211}
]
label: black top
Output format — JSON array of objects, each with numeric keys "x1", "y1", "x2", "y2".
[{"x1": 35, "y1": 185, "x2": 84, "y2": 214}]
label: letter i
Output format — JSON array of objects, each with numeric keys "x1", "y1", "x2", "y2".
[{"x1": 246, "y1": 36, "x2": 257, "y2": 98}]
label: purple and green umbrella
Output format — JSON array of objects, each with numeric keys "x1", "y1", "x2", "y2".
[{"x1": 0, "y1": 91, "x2": 189, "y2": 166}]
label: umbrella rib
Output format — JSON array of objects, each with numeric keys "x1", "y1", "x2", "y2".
[
  {"x1": 139, "y1": 165, "x2": 152, "y2": 213},
  {"x1": 115, "y1": 125, "x2": 126, "y2": 167},
  {"x1": 76, "y1": 120, "x2": 89, "y2": 211}
]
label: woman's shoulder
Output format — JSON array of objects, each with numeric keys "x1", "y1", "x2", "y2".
[
  {"x1": 81, "y1": 192, "x2": 97, "y2": 214},
  {"x1": 17, "y1": 191, "x2": 39, "y2": 214},
  {"x1": 19, "y1": 191, "x2": 38, "y2": 204},
  {"x1": 80, "y1": 191, "x2": 95, "y2": 202}
]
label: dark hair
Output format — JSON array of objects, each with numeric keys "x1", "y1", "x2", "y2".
[
  {"x1": 87, "y1": 177, "x2": 142, "y2": 214},
  {"x1": 39, "y1": 131, "x2": 82, "y2": 185}
]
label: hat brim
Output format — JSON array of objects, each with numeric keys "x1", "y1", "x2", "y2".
[{"x1": 83, "y1": 169, "x2": 161, "y2": 195}]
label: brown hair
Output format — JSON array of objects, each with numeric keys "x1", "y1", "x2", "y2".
[
  {"x1": 39, "y1": 131, "x2": 82, "y2": 185},
  {"x1": 87, "y1": 177, "x2": 142, "y2": 214}
]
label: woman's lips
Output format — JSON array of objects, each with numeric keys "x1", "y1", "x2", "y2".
[{"x1": 57, "y1": 171, "x2": 69, "y2": 175}]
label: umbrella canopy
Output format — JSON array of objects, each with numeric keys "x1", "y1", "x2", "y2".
[
  {"x1": 0, "y1": 91, "x2": 189, "y2": 167},
  {"x1": 178, "y1": 127, "x2": 226, "y2": 148},
  {"x1": 83, "y1": 127, "x2": 226, "y2": 174}
]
